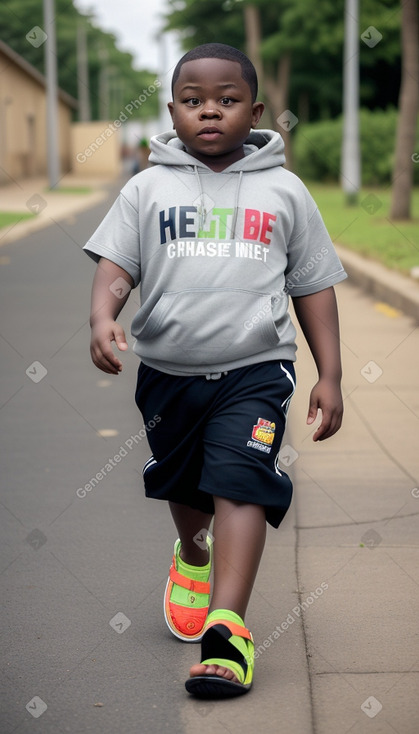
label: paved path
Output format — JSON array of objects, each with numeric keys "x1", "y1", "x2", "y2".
[{"x1": 0, "y1": 181, "x2": 418, "y2": 733}]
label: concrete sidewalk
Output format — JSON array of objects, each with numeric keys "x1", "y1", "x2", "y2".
[
  {"x1": 336, "y1": 244, "x2": 419, "y2": 324},
  {"x1": 287, "y1": 283, "x2": 419, "y2": 734}
]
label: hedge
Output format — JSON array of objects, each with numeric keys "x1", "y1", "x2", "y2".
[{"x1": 293, "y1": 108, "x2": 419, "y2": 185}]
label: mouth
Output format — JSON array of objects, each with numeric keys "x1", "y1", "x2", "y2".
[{"x1": 197, "y1": 127, "x2": 222, "y2": 140}]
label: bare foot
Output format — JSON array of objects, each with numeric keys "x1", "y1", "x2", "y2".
[{"x1": 189, "y1": 663, "x2": 238, "y2": 683}]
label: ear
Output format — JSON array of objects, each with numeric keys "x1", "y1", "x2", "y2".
[
  {"x1": 167, "y1": 101, "x2": 176, "y2": 129},
  {"x1": 251, "y1": 101, "x2": 265, "y2": 128}
]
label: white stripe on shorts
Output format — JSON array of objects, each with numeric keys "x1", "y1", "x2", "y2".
[
  {"x1": 274, "y1": 454, "x2": 283, "y2": 477},
  {"x1": 275, "y1": 362, "x2": 296, "y2": 476},
  {"x1": 143, "y1": 456, "x2": 157, "y2": 475},
  {"x1": 280, "y1": 361, "x2": 296, "y2": 413}
]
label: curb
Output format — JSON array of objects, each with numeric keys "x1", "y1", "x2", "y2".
[
  {"x1": 0, "y1": 173, "x2": 123, "y2": 248},
  {"x1": 335, "y1": 244, "x2": 419, "y2": 324},
  {"x1": 0, "y1": 190, "x2": 108, "y2": 247}
]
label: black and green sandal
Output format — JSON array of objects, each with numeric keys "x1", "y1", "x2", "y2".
[{"x1": 185, "y1": 609, "x2": 254, "y2": 698}]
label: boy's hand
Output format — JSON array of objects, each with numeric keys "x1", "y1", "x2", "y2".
[
  {"x1": 306, "y1": 377, "x2": 343, "y2": 441},
  {"x1": 90, "y1": 318, "x2": 128, "y2": 375},
  {"x1": 292, "y1": 288, "x2": 344, "y2": 442}
]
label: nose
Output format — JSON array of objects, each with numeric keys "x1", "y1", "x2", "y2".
[{"x1": 199, "y1": 102, "x2": 221, "y2": 119}]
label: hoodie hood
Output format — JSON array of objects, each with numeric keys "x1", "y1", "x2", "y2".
[
  {"x1": 149, "y1": 129, "x2": 286, "y2": 236},
  {"x1": 148, "y1": 129, "x2": 286, "y2": 172}
]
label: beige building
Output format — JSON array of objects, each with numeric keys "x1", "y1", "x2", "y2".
[
  {"x1": 0, "y1": 40, "x2": 78, "y2": 185},
  {"x1": 71, "y1": 120, "x2": 121, "y2": 177}
]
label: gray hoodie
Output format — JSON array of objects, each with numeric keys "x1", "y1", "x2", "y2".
[{"x1": 84, "y1": 129, "x2": 347, "y2": 375}]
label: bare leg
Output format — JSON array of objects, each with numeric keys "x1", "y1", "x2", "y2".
[
  {"x1": 189, "y1": 496, "x2": 267, "y2": 682},
  {"x1": 169, "y1": 501, "x2": 213, "y2": 566},
  {"x1": 209, "y1": 497, "x2": 266, "y2": 618}
]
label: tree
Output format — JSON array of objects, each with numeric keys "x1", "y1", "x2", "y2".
[
  {"x1": 164, "y1": 0, "x2": 402, "y2": 126},
  {"x1": 164, "y1": 0, "x2": 407, "y2": 181},
  {"x1": 245, "y1": 1, "x2": 293, "y2": 163},
  {"x1": 0, "y1": 0, "x2": 159, "y2": 121},
  {"x1": 390, "y1": 0, "x2": 419, "y2": 220},
  {"x1": 165, "y1": 0, "x2": 344, "y2": 165}
]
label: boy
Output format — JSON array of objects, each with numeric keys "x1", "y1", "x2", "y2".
[{"x1": 84, "y1": 43, "x2": 346, "y2": 699}]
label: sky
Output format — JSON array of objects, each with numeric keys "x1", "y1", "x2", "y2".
[{"x1": 73, "y1": 0, "x2": 183, "y2": 75}]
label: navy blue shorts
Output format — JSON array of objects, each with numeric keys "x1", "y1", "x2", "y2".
[{"x1": 135, "y1": 360, "x2": 296, "y2": 528}]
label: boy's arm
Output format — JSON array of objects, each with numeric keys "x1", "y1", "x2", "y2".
[
  {"x1": 89, "y1": 257, "x2": 134, "y2": 375},
  {"x1": 291, "y1": 286, "x2": 343, "y2": 441}
]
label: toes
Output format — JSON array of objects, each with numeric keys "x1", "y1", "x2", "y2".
[
  {"x1": 189, "y1": 663, "x2": 238, "y2": 682},
  {"x1": 217, "y1": 666, "x2": 236, "y2": 681},
  {"x1": 189, "y1": 663, "x2": 209, "y2": 677}
]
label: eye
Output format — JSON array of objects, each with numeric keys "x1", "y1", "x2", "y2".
[
  {"x1": 184, "y1": 97, "x2": 201, "y2": 106},
  {"x1": 220, "y1": 97, "x2": 234, "y2": 105}
]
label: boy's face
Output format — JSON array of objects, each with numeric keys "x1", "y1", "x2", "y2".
[{"x1": 168, "y1": 58, "x2": 264, "y2": 171}]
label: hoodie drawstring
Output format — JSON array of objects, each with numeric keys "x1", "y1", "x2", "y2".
[
  {"x1": 193, "y1": 166, "x2": 243, "y2": 239},
  {"x1": 193, "y1": 165, "x2": 206, "y2": 232},
  {"x1": 231, "y1": 170, "x2": 242, "y2": 239}
]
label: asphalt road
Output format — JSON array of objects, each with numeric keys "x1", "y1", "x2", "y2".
[{"x1": 1, "y1": 179, "x2": 418, "y2": 734}]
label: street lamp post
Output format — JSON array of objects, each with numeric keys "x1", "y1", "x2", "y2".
[
  {"x1": 341, "y1": 0, "x2": 361, "y2": 204},
  {"x1": 43, "y1": 0, "x2": 60, "y2": 188},
  {"x1": 77, "y1": 20, "x2": 91, "y2": 122}
]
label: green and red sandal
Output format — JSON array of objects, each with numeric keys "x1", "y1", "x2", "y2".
[
  {"x1": 164, "y1": 538, "x2": 212, "y2": 642},
  {"x1": 185, "y1": 609, "x2": 255, "y2": 698}
]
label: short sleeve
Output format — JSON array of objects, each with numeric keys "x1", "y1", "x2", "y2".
[
  {"x1": 83, "y1": 189, "x2": 141, "y2": 287},
  {"x1": 284, "y1": 197, "x2": 347, "y2": 297}
]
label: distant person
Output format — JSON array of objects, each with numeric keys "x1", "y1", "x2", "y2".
[
  {"x1": 131, "y1": 138, "x2": 150, "y2": 176},
  {"x1": 84, "y1": 43, "x2": 346, "y2": 699}
]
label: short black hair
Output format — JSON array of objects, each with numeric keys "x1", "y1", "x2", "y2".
[{"x1": 171, "y1": 43, "x2": 258, "y2": 103}]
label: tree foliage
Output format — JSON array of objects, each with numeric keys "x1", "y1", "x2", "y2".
[
  {"x1": 0, "y1": 0, "x2": 159, "y2": 120},
  {"x1": 164, "y1": 0, "x2": 402, "y2": 123}
]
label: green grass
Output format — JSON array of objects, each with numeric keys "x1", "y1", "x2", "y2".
[
  {"x1": 44, "y1": 186, "x2": 92, "y2": 194},
  {"x1": 0, "y1": 212, "x2": 35, "y2": 228},
  {"x1": 306, "y1": 184, "x2": 419, "y2": 275}
]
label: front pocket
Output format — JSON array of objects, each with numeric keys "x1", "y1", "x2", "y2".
[{"x1": 134, "y1": 288, "x2": 282, "y2": 366}]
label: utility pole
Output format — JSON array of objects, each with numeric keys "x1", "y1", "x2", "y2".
[
  {"x1": 158, "y1": 35, "x2": 172, "y2": 133},
  {"x1": 341, "y1": 0, "x2": 360, "y2": 204},
  {"x1": 77, "y1": 20, "x2": 91, "y2": 121},
  {"x1": 43, "y1": 0, "x2": 60, "y2": 188},
  {"x1": 98, "y1": 44, "x2": 109, "y2": 120}
]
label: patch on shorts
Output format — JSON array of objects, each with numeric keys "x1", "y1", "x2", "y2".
[{"x1": 247, "y1": 417, "x2": 276, "y2": 454}]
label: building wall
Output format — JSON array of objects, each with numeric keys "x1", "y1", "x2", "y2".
[
  {"x1": 71, "y1": 121, "x2": 121, "y2": 177},
  {"x1": 0, "y1": 48, "x2": 73, "y2": 185}
]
